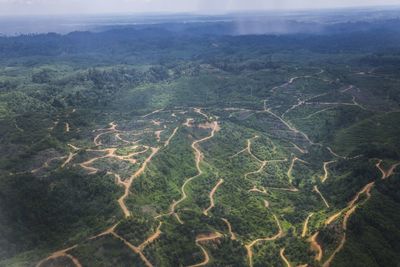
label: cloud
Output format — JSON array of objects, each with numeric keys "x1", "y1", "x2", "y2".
[{"x1": 0, "y1": 0, "x2": 398, "y2": 15}]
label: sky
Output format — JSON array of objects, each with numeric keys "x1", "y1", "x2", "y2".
[{"x1": 0, "y1": 0, "x2": 399, "y2": 16}]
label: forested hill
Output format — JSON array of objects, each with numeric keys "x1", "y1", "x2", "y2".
[{"x1": 1, "y1": 19, "x2": 400, "y2": 63}]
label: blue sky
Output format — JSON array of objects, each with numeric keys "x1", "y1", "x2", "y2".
[{"x1": 0, "y1": 0, "x2": 399, "y2": 15}]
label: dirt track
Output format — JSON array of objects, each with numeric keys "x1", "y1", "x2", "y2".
[
  {"x1": 376, "y1": 160, "x2": 400, "y2": 180},
  {"x1": 261, "y1": 107, "x2": 315, "y2": 145},
  {"x1": 169, "y1": 121, "x2": 219, "y2": 223},
  {"x1": 36, "y1": 245, "x2": 82, "y2": 267},
  {"x1": 222, "y1": 218, "x2": 236, "y2": 240},
  {"x1": 35, "y1": 117, "x2": 187, "y2": 267},
  {"x1": 287, "y1": 157, "x2": 308, "y2": 184},
  {"x1": 33, "y1": 107, "x2": 400, "y2": 267},
  {"x1": 61, "y1": 152, "x2": 77, "y2": 168},
  {"x1": 245, "y1": 214, "x2": 283, "y2": 267},
  {"x1": 164, "y1": 127, "x2": 179, "y2": 147},
  {"x1": 188, "y1": 232, "x2": 222, "y2": 267},
  {"x1": 203, "y1": 178, "x2": 224, "y2": 216},
  {"x1": 138, "y1": 222, "x2": 163, "y2": 251},
  {"x1": 118, "y1": 147, "x2": 160, "y2": 218},
  {"x1": 308, "y1": 233, "x2": 323, "y2": 261},
  {"x1": 321, "y1": 161, "x2": 336, "y2": 183},
  {"x1": 249, "y1": 186, "x2": 267, "y2": 194},
  {"x1": 111, "y1": 231, "x2": 154, "y2": 267},
  {"x1": 313, "y1": 186, "x2": 330, "y2": 208},
  {"x1": 280, "y1": 248, "x2": 292, "y2": 267},
  {"x1": 320, "y1": 180, "x2": 376, "y2": 267},
  {"x1": 301, "y1": 213, "x2": 314, "y2": 238},
  {"x1": 31, "y1": 156, "x2": 66, "y2": 173},
  {"x1": 233, "y1": 136, "x2": 287, "y2": 181}
]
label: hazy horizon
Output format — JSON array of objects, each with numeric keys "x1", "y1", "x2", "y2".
[{"x1": 0, "y1": 0, "x2": 400, "y2": 16}]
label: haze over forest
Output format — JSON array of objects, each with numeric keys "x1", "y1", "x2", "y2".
[{"x1": 0, "y1": 0, "x2": 400, "y2": 15}]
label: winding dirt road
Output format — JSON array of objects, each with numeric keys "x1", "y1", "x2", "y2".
[
  {"x1": 188, "y1": 232, "x2": 223, "y2": 267},
  {"x1": 142, "y1": 109, "x2": 163, "y2": 118},
  {"x1": 291, "y1": 142, "x2": 307, "y2": 154},
  {"x1": 230, "y1": 136, "x2": 259, "y2": 159},
  {"x1": 138, "y1": 222, "x2": 163, "y2": 251},
  {"x1": 321, "y1": 181, "x2": 375, "y2": 267},
  {"x1": 203, "y1": 178, "x2": 224, "y2": 216},
  {"x1": 111, "y1": 231, "x2": 154, "y2": 267},
  {"x1": 304, "y1": 100, "x2": 363, "y2": 110},
  {"x1": 89, "y1": 223, "x2": 120, "y2": 241},
  {"x1": 31, "y1": 156, "x2": 67, "y2": 173},
  {"x1": 115, "y1": 133, "x2": 131, "y2": 144},
  {"x1": 303, "y1": 107, "x2": 335, "y2": 120},
  {"x1": 267, "y1": 187, "x2": 299, "y2": 192},
  {"x1": 249, "y1": 186, "x2": 267, "y2": 194},
  {"x1": 386, "y1": 162, "x2": 400, "y2": 178},
  {"x1": 164, "y1": 127, "x2": 179, "y2": 147},
  {"x1": 261, "y1": 107, "x2": 315, "y2": 145},
  {"x1": 61, "y1": 152, "x2": 77, "y2": 168},
  {"x1": 322, "y1": 236, "x2": 345, "y2": 267},
  {"x1": 280, "y1": 248, "x2": 292, "y2": 267},
  {"x1": 281, "y1": 93, "x2": 327, "y2": 119},
  {"x1": 376, "y1": 160, "x2": 400, "y2": 180},
  {"x1": 287, "y1": 157, "x2": 308, "y2": 184},
  {"x1": 301, "y1": 213, "x2": 314, "y2": 238},
  {"x1": 35, "y1": 118, "x2": 187, "y2": 266},
  {"x1": 321, "y1": 161, "x2": 336, "y2": 183},
  {"x1": 326, "y1": 147, "x2": 347, "y2": 159},
  {"x1": 325, "y1": 211, "x2": 342, "y2": 226},
  {"x1": 118, "y1": 147, "x2": 160, "y2": 218},
  {"x1": 90, "y1": 221, "x2": 161, "y2": 267},
  {"x1": 308, "y1": 233, "x2": 323, "y2": 262},
  {"x1": 93, "y1": 122, "x2": 119, "y2": 146},
  {"x1": 313, "y1": 186, "x2": 330, "y2": 208},
  {"x1": 233, "y1": 136, "x2": 287, "y2": 181},
  {"x1": 245, "y1": 214, "x2": 283, "y2": 267},
  {"x1": 68, "y1": 144, "x2": 80, "y2": 150},
  {"x1": 222, "y1": 218, "x2": 237, "y2": 240},
  {"x1": 36, "y1": 245, "x2": 82, "y2": 267},
  {"x1": 194, "y1": 108, "x2": 211, "y2": 120},
  {"x1": 270, "y1": 72, "x2": 322, "y2": 93},
  {"x1": 34, "y1": 107, "x2": 399, "y2": 267},
  {"x1": 244, "y1": 161, "x2": 267, "y2": 180},
  {"x1": 169, "y1": 121, "x2": 219, "y2": 223},
  {"x1": 79, "y1": 146, "x2": 148, "y2": 174}
]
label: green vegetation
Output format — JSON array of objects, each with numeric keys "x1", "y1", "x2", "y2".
[{"x1": 1, "y1": 16, "x2": 400, "y2": 267}]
